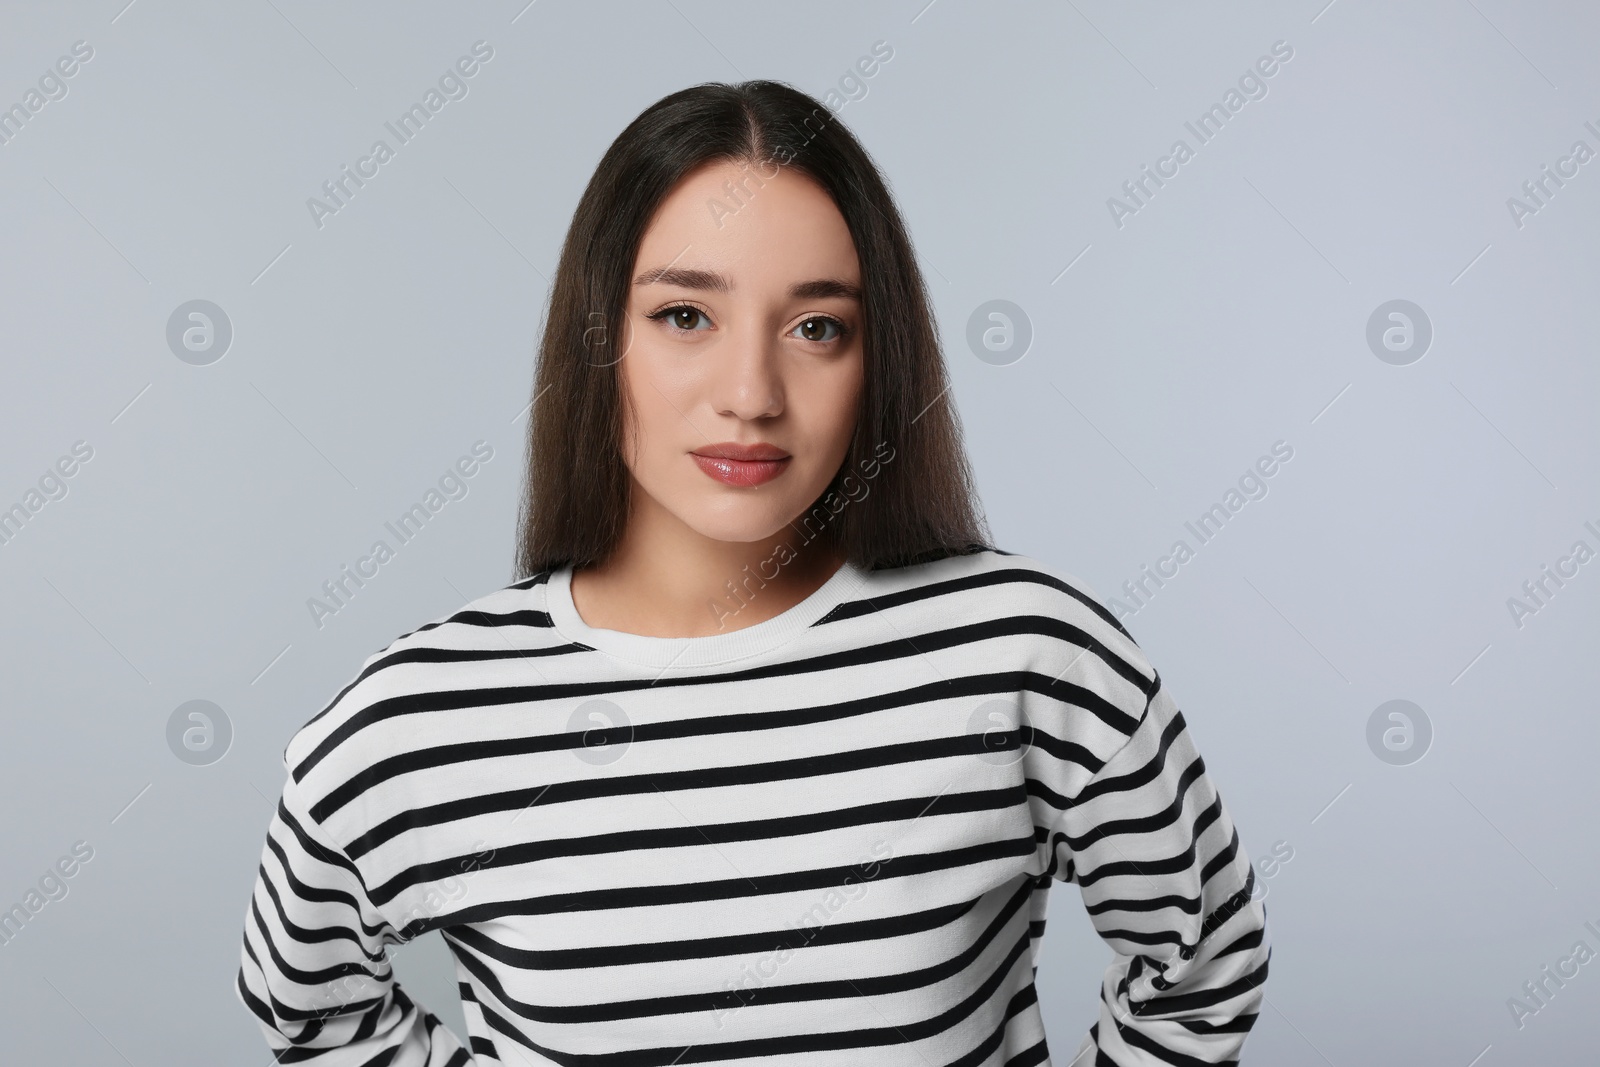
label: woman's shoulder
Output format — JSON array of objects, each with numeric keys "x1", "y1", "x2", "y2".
[
  {"x1": 869, "y1": 546, "x2": 1156, "y2": 697},
  {"x1": 870, "y1": 547, "x2": 1134, "y2": 633},
  {"x1": 280, "y1": 572, "x2": 557, "y2": 791}
]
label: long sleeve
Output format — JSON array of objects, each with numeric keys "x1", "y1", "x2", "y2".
[
  {"x1": 1052, "y1": 674, "x2": 1271, "y2": 1065},
  {"x1": 234, "y1": 762, "x2": 478, "y2": 1066}
]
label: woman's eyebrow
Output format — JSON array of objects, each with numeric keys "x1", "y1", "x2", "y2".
[
  {"x1": 790, "y1": 277, "x2": 861, "y2": 301},
  {"x1": 633, "y1": 265, "x2": 860, "y2": 301}
]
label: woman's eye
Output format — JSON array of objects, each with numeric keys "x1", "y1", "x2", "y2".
[
  {"x1": 650, "y1": 305, "x2": 711, "y2": 332},
  {"x1": 792, "y1": 316, "x2": 845, "y2": 343}
]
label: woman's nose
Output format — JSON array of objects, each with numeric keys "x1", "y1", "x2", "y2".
[{"x1": 709, "y1": 326, "x2": 784, "y2": 420}]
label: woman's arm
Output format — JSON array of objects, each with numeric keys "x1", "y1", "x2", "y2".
[
  {"x1": 234, "y1": 764, "x2": 478, "y2": 1065},
  {"x1": 1042, "y1": 674, "x2": 1271, "y2": 1064}
]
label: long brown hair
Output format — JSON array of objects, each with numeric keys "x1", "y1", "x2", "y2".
[{"x1": 514, "y1": 79, "x2": 991, "y2": 577}]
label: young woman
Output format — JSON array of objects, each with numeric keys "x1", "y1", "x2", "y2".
[{"x1": 236, "y1": 80, "x2": 1270, "y2": 1065}]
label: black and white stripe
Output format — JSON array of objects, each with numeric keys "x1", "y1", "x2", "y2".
[{"x1": 236, "y1": 548, "x2": 1270, "y2": 1065}]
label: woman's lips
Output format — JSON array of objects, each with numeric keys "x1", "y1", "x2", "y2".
[
  {"x1": 689, "y1": 443, "x2": 792, "y2": 487},
  {"x1": 690, "y1": 453, "x2": 791, "y2": 487}
]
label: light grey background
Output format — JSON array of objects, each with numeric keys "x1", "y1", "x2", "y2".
[{"x1": 2, "y1": 1, "x2": 1596, "y2": 1063}]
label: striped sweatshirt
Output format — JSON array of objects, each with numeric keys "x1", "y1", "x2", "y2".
[{"x1": 235, "y1": 547, "x2": 1270, "y2": 1065}]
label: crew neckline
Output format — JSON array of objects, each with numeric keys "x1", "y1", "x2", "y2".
[{"x1": 543, "y1": 557, "x2": 869, "y2": 669}]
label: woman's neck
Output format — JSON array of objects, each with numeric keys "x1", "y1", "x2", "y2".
[{"x1": 569, "y1": 532, "x2": 847, "y2": 639}]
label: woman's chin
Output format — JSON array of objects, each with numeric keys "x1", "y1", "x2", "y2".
[{"x1": 676, "y1": 503, "x2": 805, "y2": 546}]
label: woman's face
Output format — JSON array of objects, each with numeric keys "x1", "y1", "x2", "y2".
[{"x1": 616, "y1": 158, "x2": 865, "y2": 546}]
